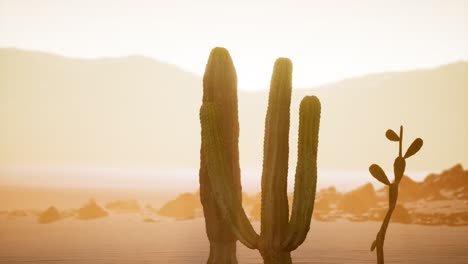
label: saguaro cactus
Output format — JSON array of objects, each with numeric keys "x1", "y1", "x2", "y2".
[
  {"x1": 369, "y1": 126, "x2": 423, "y2": 264},
  {"x1": 199, "y1": 47, "x2": 241, "y2": 264},
  {"x1": 200, "y1": 47, "x2": 321, "y2": 264}
]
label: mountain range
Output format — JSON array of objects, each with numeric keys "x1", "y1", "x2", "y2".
[{"x1": 0, "y1": 48, "x2": 466, "y2": 173}]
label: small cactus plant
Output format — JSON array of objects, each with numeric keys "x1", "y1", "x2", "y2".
[
  {"x1": 199, "y1": 47, "x2": 321, "y2": 264},
  {"x1": 369, "y1": 126, "x2": 423, "y2": 264}
]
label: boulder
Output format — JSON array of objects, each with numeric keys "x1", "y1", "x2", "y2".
[
  {"x1": 38, "y1": 206, "x2": 61, "y2": 224},
  {"x1": 390, "y1": 204, "x2": 412, "y2": 224},
  {"x1": 158, "y1": 192, "x2": 200, "y2": 219},
  {"x1": 77, "y1": 200, "x2": 108, "y2": 220},
  {"x1": 340, "y1": 183, "x2": 378, "y2": 214}
]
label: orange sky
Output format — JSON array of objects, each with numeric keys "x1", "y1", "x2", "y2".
[{"x1": 1, "y1": 0, "x2": 467, "y2": 90}]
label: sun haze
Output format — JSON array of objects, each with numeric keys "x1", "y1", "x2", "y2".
[
  {"x1": 1, "y1": 0, "x2": 467, "y2": 90},
  {"x1": 0, "y1": 1, "x2": 467, "y2": 190}
]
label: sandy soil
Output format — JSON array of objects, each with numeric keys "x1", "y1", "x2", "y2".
[{"x1": 1, "y1": 215, "x2": 467, "y2": 264}]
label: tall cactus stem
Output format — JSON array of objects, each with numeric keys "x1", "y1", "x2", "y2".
[
  {"x1": 200, "y1": 47, "x2": 241, "y2": 264},
  {"x1": 259, "y1": 58, "x2": 293, "y2": 263}
]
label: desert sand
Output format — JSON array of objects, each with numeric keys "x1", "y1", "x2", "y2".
[{"x1": 0, "y1": 216, "x2": 467, "y2": 264}]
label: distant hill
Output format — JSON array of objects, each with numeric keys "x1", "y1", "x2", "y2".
[
  {"x1": 240, "y1": 61, "x2": 468, "y2": 171},
  {"x1": 0, "y1": 48, "x2": 202, "y2": 168},
  {"x1": 0, "y1": 48, "x2": 466, "y2": 172}
]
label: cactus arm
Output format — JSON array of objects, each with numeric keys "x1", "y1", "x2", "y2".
[
  {"x1": 260, "y1": 58, "x2": 293, "y2": 256},
  {"x1": 282, "y1": 96, "x2": 321, "y2": 251},
  {"x1": 200, "y1": 103, "x2": 260, "y2": 249}
]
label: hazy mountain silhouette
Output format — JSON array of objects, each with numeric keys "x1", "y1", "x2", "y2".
[{"x1": 1, "y1": 48, "x2": 466, "y2": 171}]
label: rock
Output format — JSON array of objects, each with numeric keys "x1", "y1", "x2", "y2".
[
  {"x1": 163, "y1": 164, "x2": 468, "y2": 225},
  {"x1": 7, "y1": 210, "x2": 28, "y2": 217},
  {"x1": 398, "y1": 176, "x2": 424, "y2": 202},
  {"x1": 77, "y1": 200, "x2": 108, "y2": 220},
  {"x1": 105, "y1": 200, "x2": 141, "y2": 213},
  {"x1": 38, "y1": 206, "x2": 61, "y2": 224},
  {"x1": 158, "y1": 192, "x2": 200, "y2": 219},
  {"x1": 421, "y1": 164, "x2": 468, "y2": 200},
  {"x1": 315, "y1": 186, "x2": 342, "y2": 212},
  {"x1": 143, "y1": 218, "x2": 159, "y2": 223},
  {"x1": 340, "y1": 183, "x2": 378, "y2": 214},
  {"x1": 391, "y1": 204, "x2": 412, "y2": 224},
  {"x1": 249, "y1": 200, "x2": 261, "y2": 221},
  {"x1": 27, "y1": 209, "x2": 42, "y2": 216},
  {"x1": 242, "y1": 192, "x2": 257, "y2": 208},
  {"x1": 145, "y1": 204, "x2": 158, "y2": 213}
]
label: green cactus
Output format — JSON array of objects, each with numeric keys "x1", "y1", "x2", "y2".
[
  {"x1": 200, "y1": 47, "x2": 321, "y2": 264},
  {"x1": 369, "y1": 126, "x2": 423, "y2": 264},
  {"x1": 199, "y1": 47, "x2": 241, "y2": 264}
]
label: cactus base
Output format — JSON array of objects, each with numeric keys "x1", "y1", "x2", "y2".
[
  {"x1": 207, "y1": 241, "x2": 238, "y2": 264},
  {"x1": 260, "y1": 250, "x2": 292, "y2": 264}
]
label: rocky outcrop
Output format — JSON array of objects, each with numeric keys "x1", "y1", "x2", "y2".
[
  {"x1": 242, "y1": 192, "x2": 257, "y2": 208},
  {"x1": 157, "y1": 191, "x2": 257, "y2": 220},
  {"x1": 105, "y1": 200, "x2": 141, "y2": 213},
  {"x1": 340, "y1": 183, "x2": 379, "y2": 214},
  {"x1": 154, "y1": 164, "x2": 468, "y2": 225},
  {"x1": 77, "y1": 200, "x2": 108, "y2": 220},
  {"x1": 143, "y1": 218, "x2": 159, "y2": 223},
  {"x1": 7, "y1": 210, "x2": 28, "y2": 217},
  {"x1": 158, "y1": 192, "x2": 201, "y2": 219},
  {"x1": 314, "y1": 186, "x2": 342, "y2": 212},
  {"x1": 421, "y1": 164, "x2": 468, "y2": 200},
  {"x1": 38, "y1": 206, "x2": 61, "y2": 224},
  {"x1": 390, "y1": 204, "x2": 412, "y2": 224},
  {"x1": 313, "y1": 164, "x2": 468, "y2": 225}
]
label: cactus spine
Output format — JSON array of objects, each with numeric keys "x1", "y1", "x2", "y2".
[
  {"x1": 200, "y1": 47, "x2": 321, "y2": 264},
  {"x1": 369, "y1": 126, "x2": 423, "y2": 264}
]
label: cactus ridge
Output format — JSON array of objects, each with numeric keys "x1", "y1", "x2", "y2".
[
  {"x1": 200, "y1": 103, "x2": 259, "y2": 249},
  {"x1": 283, "y1": 96, "x2": 321, "y2": 251},
  {"x1": 199, "y1": 47, "x2": 241, "y2": 264},
  {"x1": 200, "y1": 48, "x2": 321, "y2": 264}
]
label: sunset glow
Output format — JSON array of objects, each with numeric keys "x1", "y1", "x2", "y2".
[{"x1": 1, "y1": 0, "x2": 467, "y2": 90}]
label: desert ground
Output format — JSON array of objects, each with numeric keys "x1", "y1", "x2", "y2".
[
  {"x1": 1, "y1": 215, "x2": 467, "y2": 264},
  {"x1": 1, "y1": 164, "x2": 467, "y2": 263}
]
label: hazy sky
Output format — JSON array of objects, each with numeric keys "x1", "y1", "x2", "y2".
[{"x1": 1, "y1": 0, "x2": 467, "y2": 90}]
